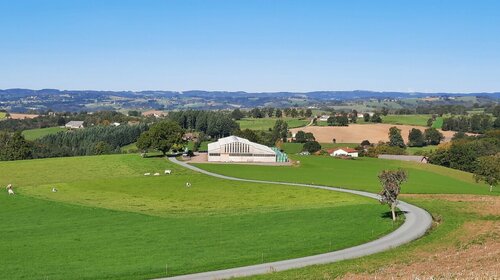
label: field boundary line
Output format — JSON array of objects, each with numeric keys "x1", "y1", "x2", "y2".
[{"x1": 155, "y1": 157, "x2": 433, "y2": 280}]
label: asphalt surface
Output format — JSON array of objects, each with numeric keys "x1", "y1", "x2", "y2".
[{"x1": 154, "y1": 157, "x2": 433, "y2": 280}]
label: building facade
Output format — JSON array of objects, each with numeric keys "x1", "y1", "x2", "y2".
[{"x1": 208, "y1": 136, "x2": 283, "y2": 163}]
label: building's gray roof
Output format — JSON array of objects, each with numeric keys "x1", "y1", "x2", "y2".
[
  {"x1": 378, "y1": 154, "x2": 427, "y2": 162},
  {"x1": 65, "y1": 121, "x2": 84, "y2": 127}
]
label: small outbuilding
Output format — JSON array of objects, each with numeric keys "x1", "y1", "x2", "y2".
[
  {"x1": 378, "y1": 154, "x2": 428, "y2": 163},
  {"x1": 65, "y1": 121, "x2": 84, "y2": 129},
  {"x1": 328, "y1": 147, "x2": 359, "y2": 158}
]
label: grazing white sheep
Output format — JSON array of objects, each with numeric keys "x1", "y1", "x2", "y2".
[
  {"x1": 185, "y1": 182, "x2": 191, "y2": 188},
  {"x1": 144, "y1": 173, "x2": 151, "y2": 176},
  {"x1": 154, "y1": 172, "x2": 160, "y2": 176},
  {"x1": 164, "y1": 169, "x2": 172, "y2": 175},
  {"x1": 52, "y1": 187, "x2": 58, "y2": 193},
  {"x1": 6, "y1": 184, "x2": 14, "y2": 195}
]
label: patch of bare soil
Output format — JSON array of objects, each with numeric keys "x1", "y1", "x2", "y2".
[
  {"x1": 341, "y1": 221, "x2": 499, "y2": 279},
  {"x1": 340, "y1": 195, "x2": 500, "y2": 279},
  {"x1": 8, "y1": 113, "x2": 39, "y2": 119},
  {"x1": 290, "y1": 124, "x2": 456, "y2": 144}
]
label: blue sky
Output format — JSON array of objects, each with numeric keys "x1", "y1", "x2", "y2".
[{"x1": 1, "y1": 0, "x2": 499, "y2": 92}]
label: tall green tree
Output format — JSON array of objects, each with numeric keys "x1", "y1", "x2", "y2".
[
  {"x1": 388, "y1": 126, "x2": 405, "y2": 148},
  {"x1": 136, "y1": 121, "x2": 184, "y2": 155},
  {"x1": 0, "y1": 131, "x2": 32, "y2": 161},
  {"x1": 275, "y1": 108, "x2": 283, "y2": 118},
  {"x1": 473, "y1": 155, "x2": 499, "y2": 192},
  {"x1": 408, "y1": 128, "x2": 425, "y2": 147},
  {"x1": 423, "y1": 127, "x2": 444, "y2": 145},
  {"x1": 363, "y1": 113, "x2": 370, "y2": 122},
  {"x1": 305, "y1": 109, "x2": 313, "y2": 118},
  {"x1": 371, "y1": 113, "x2": 382, "y2": 123},
  {"x1": 230, "y1": 108, "x2": 245, "y2": 120},
  {"x1": 303, "y1": 141, "x2": 321, "y2": 153},
  {"x1": 267, "y1": 107, "x2": 275, "y2": 118},
  {"x1": 271, "y1": 119, "x2": 288, "y2": 143}
]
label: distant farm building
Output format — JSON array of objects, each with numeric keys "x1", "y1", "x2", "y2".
[
  {"x1": 142, "y1": 110, "x2": 166, "y2": 118},
  {"x1": 328, "y1": 148, "x2": 359, "y2": 157},
  {"x1": 65, "y1": 121, "x2": 84, "y2": 129},
  {"x1": 318, "y1": 115, "x2": 330, "y2": 121},
  {"x1": 378, "y1": 154, "x2": 428, "y2": 163},
  {"x1": 208, "y1": 136, "x2": 288, "y2": 163}
]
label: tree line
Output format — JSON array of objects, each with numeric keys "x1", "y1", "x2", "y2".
[
  {"x1": 231, "y1": 107, "x2": 313, "y2": 120},
  {"x1": 442, "y1": 114, "x2": 497, "y2": 133},
  {"x1": 0, "y1": 124, "x2": 148, "y2": 161},
  {"x1": 167, "y1": 110, "x2": 239, "y2": 139},
  {"x1": 0, "y1": 111, "x2": 137, "y2": 132},
  {"x1": 428, "y1": 130, "x2": 499, "y2": 173}
]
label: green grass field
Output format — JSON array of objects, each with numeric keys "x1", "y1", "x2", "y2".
[
  {"x1": 237, "y1": 117, "x2": 309, "y2": 131},
  {"x1": 195, "y1": 156, "x2": 497, "y2": 195},
  {"x1": 0, "y1": 154, "x2": 398, "y2": 279},
  {"x1": 120, "y1": 142, "x2": 138, "y2": 153},
  {"x1": 431, "y1": 117, "x2": 443, "y2": 129},
  {"x1": 406, "y1": 145, "x2": 439, "y2": 155},
  {"x1": 21, "y1": 127, "x2": 67, "y2": 140},
  {"x1": 379, "y1": 114, "x2": 431, "y2": 126},
  {"x1": 0, "y1": 112, "x2": 6, "y2": 119}
]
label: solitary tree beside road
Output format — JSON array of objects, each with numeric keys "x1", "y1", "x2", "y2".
[{"x1": 378, "y1": 169, "x2": 408, "y2": 221}]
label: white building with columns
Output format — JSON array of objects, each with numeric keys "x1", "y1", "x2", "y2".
[{"x1": 207, "y1": 136, "x2": 278, "y2": 163}]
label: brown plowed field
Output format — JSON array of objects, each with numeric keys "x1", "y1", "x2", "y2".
[
  {"x1": 8, "y1": 113, "x2": 39, "y2": 119},
  {"x1": 290, "y1": 124, "x2": 456, "y2": 143}
]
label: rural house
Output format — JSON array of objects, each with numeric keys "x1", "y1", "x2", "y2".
[
  {"x1": 328, "y1": 147, "x2": 359, "y2": 157},
  {"x1": 65, "y1": 121, "x2": 84, "y2": 129}
]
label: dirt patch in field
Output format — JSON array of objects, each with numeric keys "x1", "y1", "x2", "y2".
[
  {"x1": 290, "y1": 124, "x2": 456, "y2": 144},
  {"x1": 340, "y1": 195, "x2": 500, "y2": 280},
  {"x1": 341, "y1": 221, "x2": 499, "y2": 279},
  {"x1": 8, "y1": 113, "x2": 40, "y2": 119}
]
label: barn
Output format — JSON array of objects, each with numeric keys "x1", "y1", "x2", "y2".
[
  {"x1": 328, "y1": 147, "x2": 359, "y2": 157},
  {"x1": 208, "y1": 136, "x2": 285, "y2": 163},
  {"x1": 65, "y1": 121, "x2": 84, "y2": 129}
]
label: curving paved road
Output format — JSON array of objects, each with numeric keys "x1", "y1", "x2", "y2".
[{"x1": 155, "y1": 157, "x2": 433, "y2": 280}]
